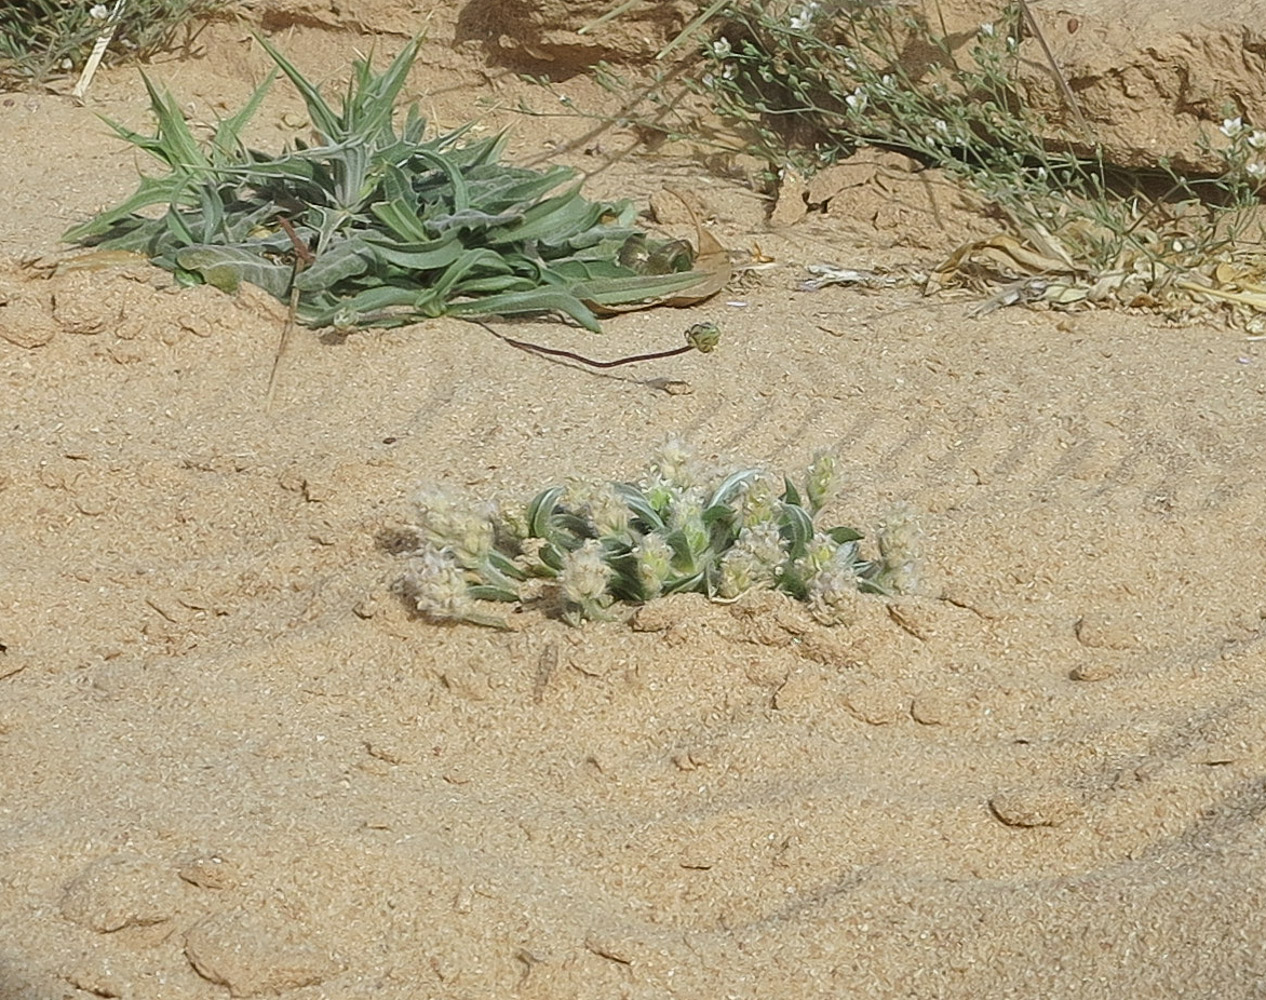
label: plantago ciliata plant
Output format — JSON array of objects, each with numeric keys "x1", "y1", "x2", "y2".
[
  {"x1": 64, "y1": 36, "x2": 708, "y2": 332},
  {"x1": 399, "y1": 441, "x2": 920, "y2": 627}
]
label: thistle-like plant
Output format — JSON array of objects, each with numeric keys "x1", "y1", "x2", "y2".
[
  {"x1": 399, "y1": 442, "x2": 920, "y2": 627},
  {"x1": 63, "y1": 36, "x2": 707, "y2": 332}
]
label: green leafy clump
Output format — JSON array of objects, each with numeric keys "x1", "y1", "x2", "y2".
[
  {"x1": 63, "y1": 35, "x2": 707, "y2": 332},
  {"x1": 399, "y1": 441, "x2": 920, "y2": 628},
  {"x1": 0, "y1": 0, "x2": 228, "y2": 85}
]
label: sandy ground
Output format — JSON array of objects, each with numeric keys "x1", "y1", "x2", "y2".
[{"x1": 3, "y1": 8, "x2": 1266, "y2": 999}]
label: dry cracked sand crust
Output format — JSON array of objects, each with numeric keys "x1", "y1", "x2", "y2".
[{"x1": 2, "y1": 1, "x2": 1266, "y2": 997}]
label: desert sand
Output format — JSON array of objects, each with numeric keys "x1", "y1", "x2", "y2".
[{"x1": 2, "y1": 2, "x2": 1266, "y2": 998}]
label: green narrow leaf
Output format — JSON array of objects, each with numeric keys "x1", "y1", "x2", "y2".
[
  {"x1": 708, "y1": 469, "x2": 760, "y2": 508},
  {"x1": 571, "y1": 269, "x2": 706, "y2": 305},
  {"x1": 445, "y1": 288, "x2": 602, "y2": 332},
  {"x1": 778, "y1": 502, "x2": 815, "y2": 560},
  {"x1": 364, "y1": 233, "x2": 464, "y2": 271},
  {"x1": 612, "y1": 484, "x2": 666, "y2": 532},
  {"x1": 413, "y1": 147, "x2": 471, "y2": 212},
  {"x1": 372, "y1": 199, "x2": 433, "y2": 242},
  {"x1": 467, "y1": 583, "x2": 520, "y2": 603},
  {"x1": 63, "y1": 174, "x2": 188, "y2": 242},
  {"x1": 526, "y1": 486, "x2": 566, "y2": 539},
  {"x1": 486, "y1": 550, "x2": 528, "y2": 582},
  {"x1": 211, "y1": 69, "x2": 277, "y2": 164},
  {"x1": 253, "y1": 32, "x2": 342, "y2": 140},
  {"x1": 139, "y1": 73, "x2": 211, "y2": 174}
]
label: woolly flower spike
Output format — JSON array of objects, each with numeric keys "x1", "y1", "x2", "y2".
[
  {"x1": 798, "y1": 530, "x2": 845, "y2": 579},
  {"x1": 412, "y1": 487, "x2": 495, "y2": 566},
  {"x1": 877, "y1": 503, "x2": 922, "y2": 595},
  {"x1": 634, "y1": 533, "x2": 674, "y2": 599},
  {"x1": 563, "y1": 481, "x2": 630, "y2": 539},
  {"x1": 560, "y1": 539, "x2": 613, "y2": 622},
  {"x1": 806, "y1": 552, "x2": 862, "y2": 625},
  {"x1": 734, "y1": 474, "x2": 778, "y2": 528},
  {"x1": 402, "y1": 547, "x2": 475, "y2": 620},
  {"x1": 652, "y1": 436, "x2": 696, "y2": 490},
  {"x1": 717, "y1": 522, "x2": 786, "y2": 598},
  {"x1": 805, "y1": 450, "x2": 839, "y2": 514},
  {"x1": 669, "y1": 492, "x2": 711, "y2": 564}
]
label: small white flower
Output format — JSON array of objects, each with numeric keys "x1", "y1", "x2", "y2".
[
  {"x1": 90, "y1": 4, "x2": 109, "y2": 18},
  {"x1": 1249, "y1": 130, "x2": 1266, "y2": 150},
  {"x1": 711, "y1": 37, "x2": 732, "y2": 58},
  {"x1": 845, "y1": 87, "x2": 868, "y2": 113},
  {"x1": 1247, "y1": 161, "x2": 1266, "y2": 179},
  {"x1": 978, "y1": 22, "x2": 995, "y2": 37},
  {"x1": 1221, "y1": 116, "x2": 1244, "y2": 138},
  {"x1": 789, "y1": 2, "x2": 820, "y2": 31}
]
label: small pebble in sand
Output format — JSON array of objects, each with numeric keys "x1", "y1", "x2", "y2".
[
  {"x1": 1069, "y1": 661, "x2": 1116, "y2": 682},
  {"x1": 989, "y1": 787, "x2": 1082, "y2": 828}
]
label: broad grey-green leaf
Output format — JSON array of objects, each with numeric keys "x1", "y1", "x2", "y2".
[
  {"x1": 364, "y1": 234, "x2": 464, "y2": 271},
  {"x1": 176, "y1": 245, "x2": 293, "y2": 297},
  {"x1": 294, "y1": 238, "x2": 376, "y2": 291}
]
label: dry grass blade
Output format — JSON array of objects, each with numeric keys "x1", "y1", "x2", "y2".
[{"x1": 1016, "y1": 0, "x2": 1087, "y2": 128}]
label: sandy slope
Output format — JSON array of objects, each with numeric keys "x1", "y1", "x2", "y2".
[{"x1": 2, "y1": 12, "x2": 1266, "y2": 1000}]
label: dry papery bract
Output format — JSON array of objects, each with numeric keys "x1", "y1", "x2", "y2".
[{"x1": 399, "y1": 440, "x2": 920, "y2": 627}]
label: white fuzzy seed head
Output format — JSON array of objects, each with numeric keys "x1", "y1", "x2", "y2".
[
  {"x1": 402, "y1": 547, "x2": 474, "y2": 619},
  {"x1": 735, "y1": 474, "x2": 778, "y2": 527},
  {"x1": 806, "y1": 554, "x2": 861, "y2": 625},
  {"x1": 634, "y1": 533, "x2": 674, "y2": 598},
  {"x1": 412, "y1": 487, "x2": 495, "y2": 565},
  {"x1": 561, "y1": 539, "x2": 612, "y2": 606},
  {"x1": 878, "y1": 503, "x2": 921, "y2": 595},
  {"x1": 652, "y1": 436, "x2": 696, "y2": 489},
  {"x1": 564, "y1": 481, "x2": 630, "y2": 539}
]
